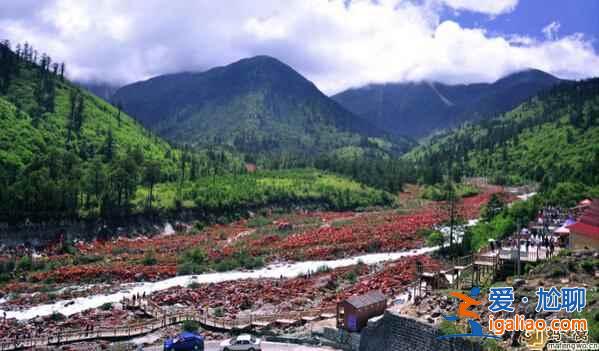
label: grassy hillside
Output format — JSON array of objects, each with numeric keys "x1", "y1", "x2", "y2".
[
  {"x1": 405, "y1": 78, "x2": 599, "y2": 194},
  {"x1": 0, "y1": 42, "x2": 182, "y2": 221},
  {"x1": 133, "y1": 168, "x2": 393, "y2": 217}
]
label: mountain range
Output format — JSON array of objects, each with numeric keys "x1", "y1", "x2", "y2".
[
  {"x1": 113, "y1": 55, "x2": 408, "y2": 157},
  {"x1": 332, "y1": 69, "x2": 562, "y2": 138}
]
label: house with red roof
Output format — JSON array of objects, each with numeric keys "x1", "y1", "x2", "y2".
[{"x1": 568, "y1": 199, "x2": 599, "y2": 250}]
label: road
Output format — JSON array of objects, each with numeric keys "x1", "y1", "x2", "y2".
[{"x1": 145, "y1": 340, "x2": 339, "y2": 351}]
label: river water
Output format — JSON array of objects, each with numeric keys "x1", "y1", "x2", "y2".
[{"x1": 1, "y1": 247, "x2": 438, "y2": 320}]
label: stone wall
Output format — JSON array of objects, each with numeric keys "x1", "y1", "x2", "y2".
[
  {"x1": 359, "y1": 311, "x2": 482, "y2": 351},
  {"x1": 0, "y1": 215, "x2": 179, "y2": 247},
  {"x1": 321, "y1": 326, "x2": 361, "y2": 350}
]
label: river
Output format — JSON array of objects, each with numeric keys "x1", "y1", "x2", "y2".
[
  {"x1": 1, "y1": 247, "x2": 437, "y2": 320},
  {"x1": 1, "y1": 217, "x2": 484, "y2": 321}
]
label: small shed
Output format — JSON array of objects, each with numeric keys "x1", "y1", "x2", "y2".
[{"x1": 337, "y1": 290, "x2": 386, "y2": 332}]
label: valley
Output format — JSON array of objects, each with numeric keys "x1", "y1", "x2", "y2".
[
  {"x1": 1, "y1": 3, "x2": 599, "y2": 349},
  {"x1": 0, "y1": 183, "x2": 502, "y2": 349}
]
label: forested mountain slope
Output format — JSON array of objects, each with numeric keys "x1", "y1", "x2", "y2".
[
  {"x1": 113, "y1": 55, "x2": 412, "y2": 157},
  {"x1": 332, "y1": 69, "x2": 561, "y2": 138},
  {"x1": 405, "y1": 78, "x2": 599, "y2": 189},
  {"x1": 0, "y1": 43, "x2": 394, "y2": 224},
  {"x1": 0, "y1": 41, "x2": 182, "y2": 221}
]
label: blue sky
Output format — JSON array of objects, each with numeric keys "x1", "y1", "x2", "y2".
[
  {"x1": 442, "y1": 0, "x2": 599, "y2": 50},
  {"x1": 0, "y1": 0, "x2": 598, "y2": 93}
]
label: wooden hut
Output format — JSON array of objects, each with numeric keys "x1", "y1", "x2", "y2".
[{"x1": 337, "y1": 290, "x2": 386, "y2": 332}]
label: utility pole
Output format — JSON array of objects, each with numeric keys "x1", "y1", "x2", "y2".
[
  {"x1": 449, "y1": 184, "x2": 456, "y2": 254},
  {"x1": 446, "y1": 142, "x2": 457, "y2": 256},
  {"x1": 515, "y1": 221, "x2": 521, "y2": 278}
]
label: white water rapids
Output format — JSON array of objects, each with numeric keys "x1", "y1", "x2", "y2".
[{"x1": 1, "y1": 247, "x2": 437, "y2": 320}]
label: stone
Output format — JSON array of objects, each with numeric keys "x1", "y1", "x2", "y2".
[{"x1": 513, "y1": 278, "x2": 526, "y2": 289}]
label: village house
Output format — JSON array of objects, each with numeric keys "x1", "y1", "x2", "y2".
[{"x1": 568, "y1": 199, "x2": 599, "y2": 250}]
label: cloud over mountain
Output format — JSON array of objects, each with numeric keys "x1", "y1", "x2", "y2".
[{"x1": 1, "y1": 0, "x2": 598, "y2": 94}]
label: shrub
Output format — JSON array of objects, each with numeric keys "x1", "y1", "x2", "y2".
[
  {"x1": 213, "y1": 307, "x2": 224, "y2": 318},
  {"x1": 214, "y1": 260, "x2": 237, "y2": 272},
  {"x1": 426, "y1": 231, "x2": 444, "y2": 246},
  {"x1": 16, "y1": 256, "x2": 33, "y2": 271},
  {"x1": 142, "y1": 249, "x2": 158, "y2": 266},
  {"x1": 422, "y1": 185, "x2": 445, "y2": 201},
  {"x1": 558, "y1": 249, "x2": 572, "y2": 257},
  {"x1": 100, "y1": 302, "x2": 113, "y2": 311},
  {"x1": 0, "y1": 260, "x2": 15, "y2": 274},
  {"x1": 177, "y1": 248, "x2": 207, "y2": 275},
  {"x1": 550, "y1": 266, "x2": 567, "y2": 278},
  {"x1": 61, "y1": 243, "x2": 78, "y2": 255},
  {"x1": 182, "y1": 320, "x2": 199, "y2": 333},
  {"x1": 367, "y1": 239, "x2": 382, "y2": 252},
  {"x1": 344, "y1": 270, "x2": 358, "y2": 283},
  {"x1": 193, "y1": 221, "x2": 205, "y2": 232},
  {"x1": 438, "y1": 320, "x2": 460, "y2": 336},
  {"x1": 332, "y1": 219, "x2": 352, "y2": 228},
  {"x1": 216, "y1": 251, "x2": 265, "y2": 271},
  {"x1": 482, "y1": 339, "x2": 503, "y2": 351},
  {"x1": 187, "y1": 281, "x2": 201, "y2": 289},
  {"x1": 573, "y1": 309, "x2": 599, "y2": 342},
  {"x1": 73, "y1": 255, "x2": 103, "y2": 265},
  {"x1": 177, "y1": 261, "x2": 206, "y2": 275},
  {"x1": 247, "y1": 216, "x2": 271, "y2": 228},
  {"x1": 111, "y1": 247, "x2": 127, "y2": 255},
  {"x1": 50, "y1": 312, "x2": 65, "y2": 321},
  {"x1": 580, "y1": 259, "x2": 597, "y2": 273},
  {"x1": 0, "y1": 273, "x2": 11, "y2": 283}
]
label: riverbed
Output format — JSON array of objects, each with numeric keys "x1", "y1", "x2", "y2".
[
  {"x1": 1, "y1": 216, "x2": 485, "y2": 321},
  {"x1": 1, "y1": 247, "x2": 438, "y2": 320}
]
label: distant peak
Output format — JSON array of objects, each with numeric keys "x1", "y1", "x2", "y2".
[
  {"x1": 496, "y1": 68, "x2": 560, "y2": 84},
  {"x1": 235, "y1": 55, "x2": 286, "y2": 66},
  {"x1": 247, "y1": 54, "x2": 280, "y2": 61}
]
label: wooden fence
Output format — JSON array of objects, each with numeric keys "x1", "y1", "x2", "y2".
[{"x1": 0, "y1": 299, "x2": 336, "y2": 350}]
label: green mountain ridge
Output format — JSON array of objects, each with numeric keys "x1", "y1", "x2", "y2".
[
  {"x1": 332, "y1": 69, "x2": 562, "y2": 138},
  {"x1": 0, "y1": 42, "x2": 181, "y2": 221},
  {"x1": 404, "y1": 78, "x2": 599, "y2": 190},
  {"x1": 113, "y1": 55, "x2": 412, "y2": 158}
]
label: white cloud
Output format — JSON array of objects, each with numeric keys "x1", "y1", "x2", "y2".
[
  {"x1": 542, "y1": 21, "x2": 561, "y2": 41},
  {"x1": 0, "y1": 0, "x2": 598, "y2": 94},
  {"x1": 439, "y1": 0, "x2": 519, "y2": 15}
]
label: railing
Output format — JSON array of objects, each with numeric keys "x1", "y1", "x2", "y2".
[
  {"x1": 450, "y1": 255, "x2": 473, "y2": 267},
  {"x1": 474, "y1": 251, "x2": 499, "y2": 266},
  {"x1": 0, "y1": 300, "x2": 336, "y2": 350}
]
